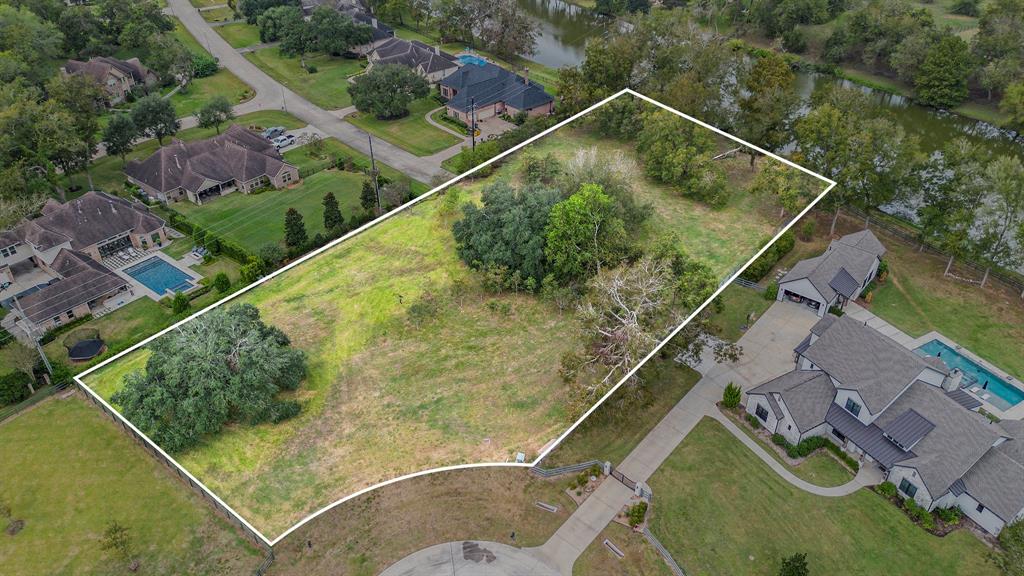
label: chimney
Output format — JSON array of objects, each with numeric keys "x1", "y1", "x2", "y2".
[
  {"x1": 523, "y1": 67, "x2": 529, "y2": 85},
  {"x1": 371, "y1": 17, "x2": 377, "y2": 28},
  {"x1": 434, "y1": 45, "x2": 440, "y2": 56}
]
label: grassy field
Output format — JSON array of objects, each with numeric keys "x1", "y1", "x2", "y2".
[
  {"x1": 574, "y1": 523, "x2": 672, "y2": 576},
  {"x1": 542, "y1": 358, "x2": 700, "y2": 468},
  {"x1": 267, "y1": 468, "x2": 574, "y2": 576},
  {"x1": 86, "y1": 110, "x2": 305, "y2": 193},
  {"x1": 168, "y1": 69, "x2": 253, "y2": 119},
  {"x1": 245, "y1": 48, "x2": 364, "y2": 109},
  {"x1": 200, "y1": 6, "x2": 236, "y2": 23},
  {"x1": 284, "y1": 137, "x2": 430, "y2": 196},
  {"x1": 0, "y1": 397, "x2": 261, "y2": 576},
  {"x1": 216, "y1": 22, "x2": 262, "y2": 49},
  {"x1": 346, "y1": 97, "x2": 461, "y2": 156},
  {"x1": 174, "y1": 169, "x2": 365, "y2": 252},
  {"x1": 649, "y1": 418, "x2": 998, "y2": 576},
  {"x1": 710, "y1": 284, "x2": 773, "y2": 342},
  {"x1": 83, "y1": 120, "x2": 807, "y2": 537}
]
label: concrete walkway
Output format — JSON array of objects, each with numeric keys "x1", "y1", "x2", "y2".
[
  {"x1": 425, "y1": 107, "x2": 471, "y2": 141},
  {"x1": 166, "y1": 0, "x2": 448, "y2": 184},
  {"x1": 843, "y1": 302, "x2": 917, "y2": 348},
  {"x1": 381, "y1": 541, "x2": 560, "y2": 576},
  {"x1": 383, "y1": 302, "x2": 880, "y2": 576}
]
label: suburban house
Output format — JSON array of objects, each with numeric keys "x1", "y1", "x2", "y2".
[
  {"x1": 439, "y1": 61, "x2": 555, "y2": 123},
  {"x1": 777, "y1": 230, "x2": 886, "y2": 317},
  {"x1": 1, "y1": 192, "x2": 168, "y2": 332},
  {"x1": 301, "y1": 0, "x2": 393, "y2": 56},
  {"x1": 746, "y1": 314, "x2": 1024, "y2": 535},
  {"x1": 125, "y1": 124, "x2": 300, "y2": 205},
  {"x1": 368, "y1": 37, "x2": 459, "y2": 83},
  {"x1": 60, "y1": 56, "x2": 158, "y2": 106}
]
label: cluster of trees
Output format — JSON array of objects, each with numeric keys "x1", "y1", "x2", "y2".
[
  {"x1": 734, "y1": 0, "x2": 1024, "y2": 111},
  {"x1": 451, "y1": 145, "x2": 733, "y2": 412},
  {"x1": 362, "y1": 0, "x2": 538, "y2": 61},
  {"x1": 112, "y1": 303, "x2": 306, "y2": 453},
  {"x1": 349, "y1": 64, "x2": 430, "y2": 119},
  {"x1": 252, "y1": 4, "x2": 372, "y2": 68}
]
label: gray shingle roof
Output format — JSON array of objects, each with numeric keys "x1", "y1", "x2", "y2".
[
  {"x1": 809, "y1": 314, "x2": 836, "y2": 336},
  {"x1": 780, "y1": 230, "x2": 885, "y2": 303},
  {"x1": 802, "y1": 315, "x2": 928, "y2": 413},
  {"x1": 749, "y1": 370, "x2": 835, "y2": 432},
  {"x1": 16, "y1": 249, "x2": 127, "y2": 323},
  {"x1": 961, "y1": 442, "x2": 1024, "y2": 522},
  {"x1": 372, "y1": 37, "x2": 458, "y2": 75},
  {"x1": 125, "y1": 125, "x2": 292, "y2": 195},
  {"x1": 828, "y1": 267, "x2": 860, "y2": 299},
  {"x1": 879, "y1": 409, "x2": 935, "y2": 449},
  {"x1": 877, "y1": 381, "x2": 999, "y2": 499},
  {"x1": 825, "y1": 402, "x2": 912, "y2": 468},
  {"x1": 441, "y1": 62, "x2": 553, "y2": 113}
]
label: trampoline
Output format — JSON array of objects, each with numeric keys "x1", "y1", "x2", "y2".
[{"x1": 63, "y1": 328, "x2": 105, "y2": 362}]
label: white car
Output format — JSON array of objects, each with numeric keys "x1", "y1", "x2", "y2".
[{"x1": 271, "y1": 134, "x2": 296, "y2": 149}]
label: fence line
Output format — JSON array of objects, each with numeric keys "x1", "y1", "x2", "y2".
[
  {"x1": 253, "y1": 550, "x2": 275, "y2": 576},
  {"x1": 75, "y1": 383, "x2": 272, "y2": 551},
  {"x1": 529, "y1": 460, "x2": 603, "y2": 478},
  {"x1": 0, "y1": 379, "x2": 72, "y2": 424},
  {"x1": 838, "y1": 207, "x2": 1024, "y2": 297},
  {"x1": 642, "y1": 527, "x2": 686, "y2": 576}
]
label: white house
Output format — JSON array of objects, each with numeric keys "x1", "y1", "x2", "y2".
[
  {"x1": 777, "y1": 230, "x2": 886, "y2": 317},
  {"x1": 746, "y1": 314, "x2": 1024, "y2": 535}
]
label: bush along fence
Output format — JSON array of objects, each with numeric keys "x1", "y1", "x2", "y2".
[
  {"x1": 75, "y1": 383, "x2": 272, "y2": 552},
  {"x1": 838, "y1": 206, "x2": 1024, "y2": 298}
]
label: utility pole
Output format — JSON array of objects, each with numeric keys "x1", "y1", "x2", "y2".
[
  {"x1": 368, "y1": 133, "x2": 381, "y2": 214},
  {"x1": 281, "y1": 86, "x2": 287, "y2": 113},
  {"x1": 470, "y1": 97, "x2": 476, "y2": 151}
]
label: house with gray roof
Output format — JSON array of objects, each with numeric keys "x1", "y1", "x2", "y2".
[
  {"x1": 61, "y1": 56, "x2": 158, "y2": 106},
  {"x1": 368, "y1": 38, "x2": 459, "y2": 83},
  {"x1": 0, "y1": 192, "x2": 168, "y2": 332},
  {"x1": 439, "y1": 61, "x2": 555, "y2": 124},
  {"x1": 746, "y1": 313, "x2": 1024, "y2": 535},
  {"x1": 777, "y1": 230, "x2": 886, "y2": 317},
  {"x1": 125, "y1": 125, "x2": 299, "y2": 205}
]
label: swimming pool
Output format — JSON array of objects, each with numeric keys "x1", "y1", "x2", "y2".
[
  {"x1": 915, "y1": 339, "x2": 1024, "y2": 410},
  {"x1": 458, "y1": 54, "x2": 487, "y2": 67},
  {"x1": 124, "y1": 257, "x2": 195, "y2": 295}
]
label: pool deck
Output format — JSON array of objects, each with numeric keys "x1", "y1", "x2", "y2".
[
  {"x1": 845, "y1": 302, "x2": 1023, "y2": 421},
  {"x1": 109, "y1": 250, "x2": 203, "y2": 302}
]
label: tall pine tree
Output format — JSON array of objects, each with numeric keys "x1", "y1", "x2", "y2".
[
  {"x1": 322, "y1": 191, "x2": 344, "y2": 232},
  {"x1": 284, "y1": 207, "x2": 308, "y2": 248}
]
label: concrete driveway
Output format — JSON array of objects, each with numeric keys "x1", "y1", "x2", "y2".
[{"x1": 380, "y1": 541, "x2": 560, "y2": 576}]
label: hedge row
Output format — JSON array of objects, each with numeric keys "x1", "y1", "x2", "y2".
[
  {"x1": 771, "y1": 433, "x2": 859, "y2": 471},
  {"x1": 740, "y1": 230, "x2": 795, "y2": 282},
  {"x1": 0, "y1": 371, "x2": 33, "y2": 407},
  {"x1": 39, "y1": 315, "x2": 94, "y2": 345}
]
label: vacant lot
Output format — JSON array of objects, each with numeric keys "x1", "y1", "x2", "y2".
[
  {"x1": 169, "y1": 69, "x2": 253, "y2": 119},
  {"x1": 0, "y1": 397, "x2": 261, "y2": 576},
  {"x1": 346, "y1": 97, "x2": 461, "y2": 156},
  {"x1": 245, "y1": 48, "x2": 364, "y2": 110},
  {"x1": 174, "y1": 169, "x2": 365, "y2": 251},
  {"x1": 648, "y1": 418, "x2": 996, "y2": 576},
  {"x1": 84, "y1": 113, "x2": 822, "y2": 537},
  {"x1": 216, "y1": 22, "x2": 261, "y2": 48}
]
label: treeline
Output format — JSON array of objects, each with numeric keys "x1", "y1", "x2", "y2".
[{"x1": 243, "y1": 2, "x2": 372, "y2": 70}]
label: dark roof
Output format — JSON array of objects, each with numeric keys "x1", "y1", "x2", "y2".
[
  {"x1": 749, "y1": 370, "x2": 835, "y2": 432},
  {"x1": 879, "y1": 409, "x2": 935, "y2": 449},
  {"x1": 16, "y1": 249, "x2": 126, "y2": 323},
  {"x1": 372, "y1": 37, "x2": 457, "y2": 75},
  {"x1": 960, "y1": 420, "x2": 1024, "y2": 522},
  {"x1": 441, "y1": 62, "x2": 553, "y2": 113},
  {"x1": 64, "y1": 56, "x2": 151, "y2": 84},
  {"x1": 802, "y1": 315, "x2": 929, "y2": 413},
  {"x1": 809, "y1": 314, "x2": 837, "y2": 336},
  {"x1": 828, "y1": 267, "x2": 860, "y2": 299},
  {"x1": 826, "y1": 402, "x2": 912, "y2": 469},
  {"x1": 945, "y1": 388, "x2": 983, "y2": 411},
  {"x1": 4, "y1": 192, "x2": 164, "y2": 253},
  {"x1": 780, "y1": 230, "x2": 885, "y2": 303},
  {"x1": 794, "y1": 333, "x2": 812, "y2": 355},
  {"x1": 125, "y1": 125, "x2": 292, "y2": 194}
]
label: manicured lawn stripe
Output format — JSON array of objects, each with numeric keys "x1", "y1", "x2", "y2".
[
  {"x1": 216, "y1": 22, "x2": 262, "y2": 49},
  {"x1": 346, "y1": 97, "x2": 461, "y2": 157}
]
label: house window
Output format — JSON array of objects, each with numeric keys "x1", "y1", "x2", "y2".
[
  {"x1": 0, "y1": 244, "x2": 16, "y2": 257},
  {"x1": 845, "y1": 398, "x2": 862, "y2": 417},
  {"x1": 66, "y1": 310, "x2": 75, "y2": 320},
  {"x1": 977, "y1": 503, "x2": 985, "y2": 513},
  {"x1": 281, "y1": 171, "x2": 292, "y2": 184},
  {"x1": 755, "y1": 404, "x2": 769, "y2": 422},
  {"x1": 898, "y1": 478, "x2": 918, "y2": 498}
]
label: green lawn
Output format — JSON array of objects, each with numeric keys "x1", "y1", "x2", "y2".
[
  {"x1": 245, "y1": 48, "x2": 364, "y2": 109},
  {"x1": 0, "y1": 397, "x2": 261, "y2": 575},
  {"x1": 216, "y1": 22, "x2": 262, "y2": 49},
  {"x1": 190, "y1": 0, "x2": 226, "y2": 6},
  {"x1": 282, "y1": 137, "x2": 430, "y2": 196},
  {"x1": 542, "y1": 358, "x2": 700, "y2": 468},
  {"x1": 710, "y1": 284, "x2": 773, "y2": 342},
  {"x1": 173, "y1": 169, "x2": 365, "y2": 252},
  {"x1": 168, "y1": 69, "x2": 254, "y2": 119},
  {"x1": 346, "y1": 97, "x2": 461, "y2": 157},
  {"x1": 86, "y1": 110, "x2": 305, "y2": 194},
  {"x1": 649, "y1": 418, "x2": 998, "y2": 576},
  {"x1": 201, "y1": 6, "x2": 236, "y2": 23},
  {"x1": 574, "y1": 523, "x2": 672, "y2": 576}
]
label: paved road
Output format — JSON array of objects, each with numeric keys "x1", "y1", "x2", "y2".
[
  {"x1": 166, "y1": 0, "x2": 449, "y2": 184},
  {"x1": 381, "y1": 542, "x2": 560, "y2": 576},
  {"x1": 381, "y1": 302, "x2": 883, "y2": 576}
]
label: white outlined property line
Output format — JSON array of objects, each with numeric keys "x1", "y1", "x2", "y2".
[{"x1": 73, "y1": 89, "x2": 836, "y2": 547}]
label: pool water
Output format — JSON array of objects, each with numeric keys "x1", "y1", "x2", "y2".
[
  {"x1": 915, "y1": 339, "x2": 1024, "y2": 410},
  {"x1": 458, "y1": 54, "x2": 487, "y2": 67},
  {"x1": 124, "y1": 257, "x2": 195, "y2": 295}
]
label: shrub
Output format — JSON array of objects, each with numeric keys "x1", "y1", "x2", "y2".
[
  {"x1": 269, "y1": 400, "x2": 301, "y2": 423},
  {"x1": 722, "y1": 382, "x2": 742, "y2": 409},
  {"x1": 828, "y1": 305, "x2": 846, "y2": 316},
  {"x1": 192, "y1": 53, "x2": 219, "y2": 78},
  {"x1": 771, "y1": 433, "x2": 788, "y2": 447},
  {"x1": 627, "y1": 501, "x2": 648, "y2": 527},
  {"x1": 741, "y1": 231, "x2": 794, "y2": 282},
  {"x1": 995, "y1": 519, "x2": 1024, "y2": 575},
  {"x1": 745, "y1": 413, "x2": 762, "y2": 429},
  {"x1": 213, "y1": 272, "x2": 231, "y2": 293},
  {"x1": 764, "y1": 281, "x2": 779, "y2": 301},
  {"x1": 824, "y1": 441, "x2": 860, "y2": 471},
  {"x1": 782, "y1": 29, "x2": 807, "y2": 53},
  {"x1": 0, "y1": 371, "x2": 32, "y2": 406},
  {"x1": 38, "y1": 315, "x2": 93, "y2": 345},
  {"x1": 205, "y1": 235, "x2": 222, "y2": 255},
  {"x1": 171, "y1": 291, "x2": 190, "y2": 314},
  {"x1": 240, "y1": 260, "x2": 263, "y2": 284},
  {"x1": 799, "y1": 219, "x2": 816, "y2": 241},
  {"x1": 305, "y1": 65, "x2": 318, "y2": 74},
  {"x1": 876, "y1": 481, "x2": 897, "y2": 498},
  {"x1": 935, "y1": 506, "x2": 962, "y2": 524}
]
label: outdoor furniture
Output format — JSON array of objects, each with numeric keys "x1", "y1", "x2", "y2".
[{"x1": 970, "y1": 386, "x2": 982, "y2": 394}]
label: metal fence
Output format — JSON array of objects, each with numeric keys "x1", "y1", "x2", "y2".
[
  {"x1": 0, "y1": 379, "x2": 73, "y2": 424},
  {"x1": 642, "y1": 527, "x2": 686, "y2": 576},
  {"x1": 529, "y1": 460, "x2": 603, "y2": 478},
  {"x1": 75, "y1": 383, "x2": 271, "y2": 551}
]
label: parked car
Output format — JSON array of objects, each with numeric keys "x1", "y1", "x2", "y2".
[
  {"x1": 262, "y1": 126, "x2": 286, "y2": 140},
  {"x1": 272, "y1": 134, "x2": 296, "y2": 150}
]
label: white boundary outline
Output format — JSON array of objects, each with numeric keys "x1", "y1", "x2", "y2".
[{"x1": 72, "y1": 88, "x2": 835, "y2": 547}]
